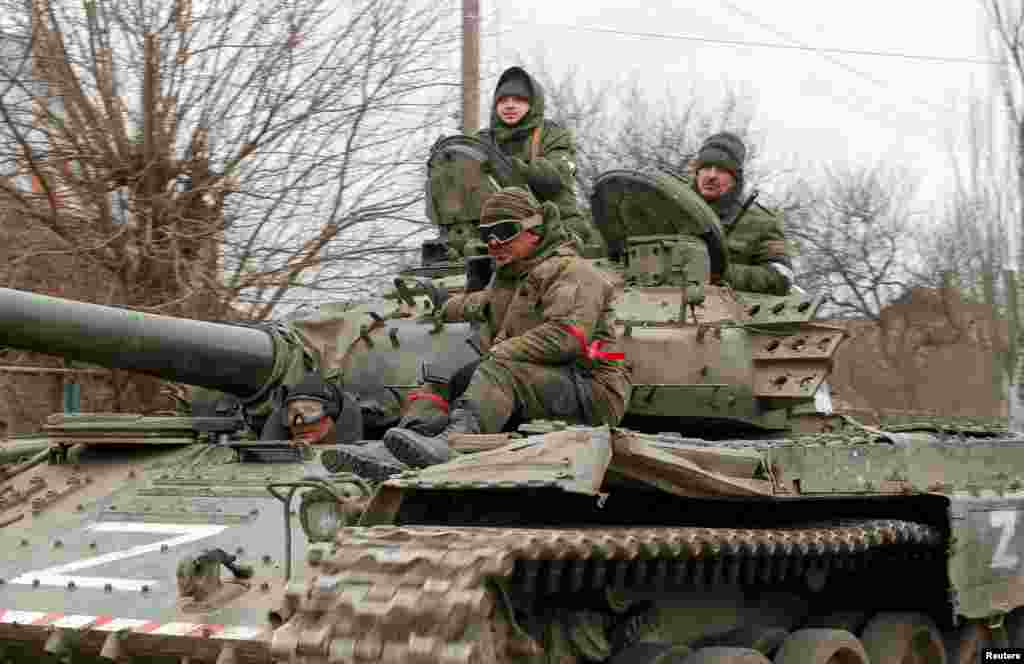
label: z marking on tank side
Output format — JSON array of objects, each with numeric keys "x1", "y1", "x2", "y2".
[
  {"x1": 990, "y1": 509, "x2": 1021, "y2": 570},
  {"x1": 8, "y1": 522, "x2": 227, "y2": 591}
]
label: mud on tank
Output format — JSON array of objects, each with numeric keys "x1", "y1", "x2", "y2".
[{"x1": 0, "y1": 144, "x2": 1020, "y2": 664}]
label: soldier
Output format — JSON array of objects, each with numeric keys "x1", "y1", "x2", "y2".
[
  {"x1": 379, "y1": 187, "x2": 632, "y2": 469},
  {"x1": 478, "y1": 66, "x2": 599, "y2": 249},
  {"x1": 267, "y1": 371, "x2": 409, "y2": 480},
  {"x1": 691, "y1": 132, "x2": 794, "y2": 295}
]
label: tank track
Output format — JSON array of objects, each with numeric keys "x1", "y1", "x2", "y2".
[{"x1": 270, "y1": 519, "x2": 942, "y2": 663}]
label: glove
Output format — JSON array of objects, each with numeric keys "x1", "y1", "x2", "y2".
[
  {"x1": 465, "y1": 255, "x2": 495, "y2": 293},
  {"x1": 511, "y1": 157, "x2": 562, "y2": 197}
]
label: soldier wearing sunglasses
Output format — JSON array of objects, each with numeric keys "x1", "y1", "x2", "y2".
[
  {"x1": 264, "y1": 372, "x2": 410, "y2": 480},
  {"x1": 379, "y1": 187, "x2": 632, "y2": 470}
]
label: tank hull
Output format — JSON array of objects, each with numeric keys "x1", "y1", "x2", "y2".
[{"x1": 0, "y1": 152, "x2": 1021, "y2": 664}]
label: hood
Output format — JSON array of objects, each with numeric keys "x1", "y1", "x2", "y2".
[
  {"x1": 494, "y1": 201, "x2": 574, "y2": 280},
  {"x1": 489, "y1": 66, "x2": 546, "y2": 134}
]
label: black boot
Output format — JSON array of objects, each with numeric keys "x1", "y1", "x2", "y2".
[
  {"x1": 321, "y1": 441, "x2": 408, "y2": 481},
  {"x1": 394, "y1": 411, "x2": 450, "y2": 437},
  {"x1": 383, "y1": 402, "x2": 482, "y2": 467}
]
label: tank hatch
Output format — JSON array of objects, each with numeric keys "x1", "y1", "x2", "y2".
[{"x1": 589, "y1": 168, "x2": 728, "y2": 278}]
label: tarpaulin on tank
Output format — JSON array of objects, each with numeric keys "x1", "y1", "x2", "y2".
[
  {"x1": 425, "y1": 135, "x2": 522, "y2": 226},
  {"x1": 590, "y1": 168, "x2": 728, "y2": 277}
]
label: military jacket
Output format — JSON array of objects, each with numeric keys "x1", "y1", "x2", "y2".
[
  {"x1": 478, "y1": 122, "x2": 580, "y2": 225},
  {"x1": 477, "y1": 67, "x2": 595, "y2": 245},
  {"x1": 720, "y1": 203, "x2": 792, "y2": 296},
  {"x1": 442, "y1": 244, "x2": 630, "y2": 402}
]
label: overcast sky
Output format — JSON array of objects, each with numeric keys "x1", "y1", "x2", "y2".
[{"x1": 477, "y1": 1, "x2": 993, "y2": 207}]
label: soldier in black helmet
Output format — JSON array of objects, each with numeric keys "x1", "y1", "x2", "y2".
[
  {"x1": 262, "y1": 372, "x2": 357, "y2": 445},
  {"x1": 264, "y1": 371, "x2": 409, "y2": 481},
  {"x1": 690, "y1": 132, "x2": 794, "y2": 295}
]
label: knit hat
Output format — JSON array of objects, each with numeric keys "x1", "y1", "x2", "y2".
[
  {"x1": 495, "y1": 74, "x2": 532, "y2": 101},
  {"x1": 694, "y1": 132, "x2": 746, "y2": 176},
  {"x1": 480, "y1": 186, "x2": 544, "y2": 231}
]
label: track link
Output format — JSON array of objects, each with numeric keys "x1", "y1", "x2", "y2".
[{"x1": 270, "y1": 519, "x2": 942, "y2": 663}]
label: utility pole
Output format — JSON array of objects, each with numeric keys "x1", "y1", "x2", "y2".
[{"x1": 461, "y1": 0, "x2": 480, "y2": 133}]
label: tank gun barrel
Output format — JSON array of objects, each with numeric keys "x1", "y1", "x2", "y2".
[{"x1": 0, "y1": 287, "x2": 276, "y2": 399}]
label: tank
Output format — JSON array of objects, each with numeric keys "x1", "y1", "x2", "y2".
[{"x1": 0, "y1": 150, "x2": 1021, "y2": 664}]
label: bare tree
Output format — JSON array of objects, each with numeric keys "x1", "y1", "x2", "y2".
[
  {"x1": 976, "y1": 0, "x2": 1024, "y2": 428},
  {"x1": 983, "y1": 0, "x2": 1024, "y2": 272},
  {"x1": 525, "y1": 61, "x2": 762, "y2": 209},
  {"x1": 787, "y1": 163, "x2": 1001, "y2": 413},
  {"x1": 912, "y1": 89, "x2": 1013, "y2": 310},
  {"x1": 788, "y1": 163, "x2": 919, "y2": 319},
  {"x1": 0, "y1": 0, "x2": 458, "y2": 320}
]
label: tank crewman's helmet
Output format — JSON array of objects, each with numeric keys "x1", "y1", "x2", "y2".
[{"x1": 279, "y1": 371, "x2": 343, "y2": 429}]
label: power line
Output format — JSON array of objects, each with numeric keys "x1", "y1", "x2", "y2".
[
  {"x1": 715, "y1": 1, "x2": 955, "y2": 117},
  {"x1": 504, "y1": 19, "x2": 1002, "y2": 66}
]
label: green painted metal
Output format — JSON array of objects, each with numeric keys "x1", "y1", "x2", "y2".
[{"x1": 3, "y1": 155, "x2": 1024, "y2": 662}]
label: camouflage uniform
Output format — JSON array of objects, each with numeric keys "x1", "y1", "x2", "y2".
[
  {"x1": 442, "y1": 246, "x2": 631, "y2": 433},
  {"x1": 383, "y1": 188, "x2": 631, "y2": 468},
  {"x1": 690, "y1": 132, "x2": 794, "y2": 295},
  {"x1": 478, "y1": 67, "x2": 599, "y2": 247}
]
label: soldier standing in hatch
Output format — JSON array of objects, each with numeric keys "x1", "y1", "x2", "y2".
[
  {"x1": 478, "y1": 66, "x2": 599, "y2": 249},
  {"x1": 690, "y1": 132, "x2": 794, "y2": 295},
  {"x1": 373, "y1": 187, "x2": 631, "y2": 469}
]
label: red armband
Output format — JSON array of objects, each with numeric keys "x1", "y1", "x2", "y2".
[
  {"x1": 560, "y1": 324, "x2": 625, "y2": 362},
  {"x1": 407, "y1": 391, "x2": 450, "y2": 413}
]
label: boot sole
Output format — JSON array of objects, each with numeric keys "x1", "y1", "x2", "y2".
[
  {"x1": 321, "y1": 448, "x2": 406, "y2": 482},
  {"x1": 385, "y1": 431, "x2": 450, "y2": 468}
]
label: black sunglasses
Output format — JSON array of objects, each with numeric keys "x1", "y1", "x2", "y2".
[{"x1": 478, "y1": 219, "x2": 526, "y2": 244}]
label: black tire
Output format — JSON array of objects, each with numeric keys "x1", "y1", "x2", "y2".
[
  {"x1": 943, "y1": 622, "x2": 988, "y2": 664},
  {"x1": 860, "y1": 612, "x2": 946, "y2": 664},
  {"x1": 803, "y1": 611, "x2": 869, "y2": 636},
  {"x1": 773, "y1": 629, "x2": 867, "y2": 664},
  {"x1": 683, "y1": 646, "x2": 772, "y2": 664},
  {"x1": 1006, "y1": 608, "x2": 1024, "y2": 647},
  {"x1": 610, "y1": 642, "x2": 691, "y2": 664}
]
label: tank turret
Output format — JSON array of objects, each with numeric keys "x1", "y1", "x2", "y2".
[
  {"x1": 587, "y1": 168, "x2": 844, "y2": 434},
  {"x1": 412, "y1": 142, "x2": 845, "y2": 435}
]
